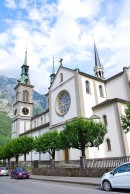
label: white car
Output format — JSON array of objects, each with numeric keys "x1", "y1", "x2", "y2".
[
  {"x1": 101, "y1": 162, "x2": 130, "y2": 191},
  {"x1": 0, "y1": 167, "x2": 9, "y2": 176}
]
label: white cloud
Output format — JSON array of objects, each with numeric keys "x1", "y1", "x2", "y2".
[
  {"x1": 4, "y1": 0, "x2": 17, "y2": 9},
  {"x1": 58, "y1": 0, "x2": 103, "y2": 19},
  {"x1": 1, "y1": 0, "x2": 130, "y2": 93}
]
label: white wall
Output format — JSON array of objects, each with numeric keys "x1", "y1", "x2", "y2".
[
  {"x1": 93, "y1": 104, "x2": 125, "y2": 158},
  {"x1": 20, "y1": 120, "x2": 24, "y2": 134},
  {"x1": 80, "y1": 75, "x2": 106, "y2": 118},
  {"x1": 50, "y1": 77, "x2": 77, "y2": 126},
  {"x1": 51, "y1": 67, "x2": 74, "y2": 91},
  {"x1": 106, "y1": 74, "x2": 128, "y2": 100}
]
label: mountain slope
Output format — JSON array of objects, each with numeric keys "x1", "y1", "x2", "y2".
[
  {"x1": 0, "y1": 75, "x2": 46, "y2": 117},
  {"x1": 0, "y1": 111, "x2": 12, "y2": 146}
]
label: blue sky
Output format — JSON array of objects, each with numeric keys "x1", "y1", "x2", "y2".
[{"x1": 0, "y1": 0, "x2": 130, "y2": 94}]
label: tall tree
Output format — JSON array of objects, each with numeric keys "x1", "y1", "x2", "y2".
[
  {"x1": 121, "y1": 103, "x2": 130, "y2": 133},
  {"x1": 18, "y1": 136, "x2": 34, "y2": 161},
  {"x1": 10, "y1": 138, "x2": 21, "y2": 164},
  {"x1": 2, "y1": 141, "x2": 14, "y2": 165},
  {"x1": 60, "y1": 117, "x2": 107, "y2": 157},
  {"x1": 34, "y1": 130, "x2": 61, "y2": 160}
]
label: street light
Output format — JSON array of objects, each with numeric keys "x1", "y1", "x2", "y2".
[{"x1": 90, "y1": 115, "x2": 100, "y2": 123}]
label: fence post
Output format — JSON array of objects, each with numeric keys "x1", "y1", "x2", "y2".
[{"x1": 80, "y1": 156, "x2": 85, "y2": 169}]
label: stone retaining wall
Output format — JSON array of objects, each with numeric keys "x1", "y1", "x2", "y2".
[{"x1": 32, "y1": 167, "x2": 112, "y2": 177}]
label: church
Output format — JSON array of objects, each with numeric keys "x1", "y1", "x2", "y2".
[{"x1": 11, "y1": 43, "x2": 130, "y2": 162}]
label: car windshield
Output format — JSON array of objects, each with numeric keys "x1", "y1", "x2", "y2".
[
  {"x1": 16, "y1": 168, "x2": 26, "y2": 172},
  {"x1": 1, "y1": 167, "x2": 8, "y2": 170}
]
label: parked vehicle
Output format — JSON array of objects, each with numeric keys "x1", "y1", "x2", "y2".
[
  {"x1": 10, "y1": 167, "x2": 30, "y2": 179},
  {"x1": 0, "y1": 167, "x2": 9, "y2": 176},
  {"x1": 101, "y1": 162, "x2": 130, "y2": 191}
]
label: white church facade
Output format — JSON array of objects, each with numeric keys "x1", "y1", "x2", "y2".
[{"x1": 12, "y1": 44, "x2": 130, "y2": 161}]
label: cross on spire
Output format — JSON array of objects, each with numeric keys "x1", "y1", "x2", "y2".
[{"x1": 59, "y1": 58, "x2": 63, "y2": 66}]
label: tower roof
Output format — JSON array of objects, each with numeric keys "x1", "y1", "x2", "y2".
[
  {"x1": 94, "y1": 43, "x2": 102, "y2": 67},
  {"x1": 52, "y1": 57, "x2": 55, "y2": 74},
  {"x1": 94, "y1": 43, "x2": 105, "y2": 79},
  {"x1": 23, "y1": 48, "x2": 27, "y2": 66},
  {"x1": 17, "y1": 49, "x2": 31, "y2": 85}
]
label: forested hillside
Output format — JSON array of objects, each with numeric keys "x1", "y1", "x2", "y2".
[{"x1": 0, "y1": 111, "x2": 12, "y2": 146}]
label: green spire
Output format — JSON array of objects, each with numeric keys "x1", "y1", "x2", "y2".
[
  {"x1": 18, "y1": 49, "x2": 30, "y2": 85},
  {"x1": 24, "y1": 48, "x2": 27, "y2": 65},
  {"x1": 52, "y1": 56, "x2": 55, "y2": 74}
]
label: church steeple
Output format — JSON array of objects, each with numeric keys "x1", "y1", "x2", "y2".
[
  {"x1": 94, "y1": 43, "x2": 105, "y2": 79},
  {"x1": 50, "y1": 57, "x2": 56, "y2": 85},
  {"x1": 18, "y1": 49, "x2": 31, "y2": 85}
]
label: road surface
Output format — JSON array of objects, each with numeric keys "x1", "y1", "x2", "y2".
[{"x1": 0, "y1": 176, "x2": 129, "y2": 194}]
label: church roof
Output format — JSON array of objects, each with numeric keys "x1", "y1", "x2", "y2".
[
  {"x1": 79, "y1": 71, "x2": 105, "y2": 83},
  {"x1": 19, "y1": 122, "x2": 50, "y2": 136},
  {"x1": 31, "y1": 109, "x2": 49, "y2": 120},
  {"x1": 106, "y1": 71, "x2": 124, "y2": 82},
  {"x1": 92, "y1": 98, "x2": 130, "y2": 110}
]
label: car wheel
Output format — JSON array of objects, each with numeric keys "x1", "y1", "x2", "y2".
[{"x1": 102, "y1": 180, "x2": 112, "y2": 191}]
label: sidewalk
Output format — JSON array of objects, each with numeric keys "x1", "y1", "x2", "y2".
[{"x1": 30, "y1": 175, "x2": 100, "y2": 186}]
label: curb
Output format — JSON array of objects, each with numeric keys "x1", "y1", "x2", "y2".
[{"x1": 30, "y1": 177, "x2": 100, "y2": 186}]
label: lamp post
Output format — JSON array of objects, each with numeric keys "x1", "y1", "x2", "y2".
[{"x1": 90, "y1": 115, "x2": 100, "y2": 123}]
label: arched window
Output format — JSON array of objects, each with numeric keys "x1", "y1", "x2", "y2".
[
  {"x1": 99, "y1": 85, "x2": 104, "y2": 97},
  {"x1": 103, "y1": 115, "x2": 108, "y2": 125},
  {"x1": 106, "y1": 138, "x2": 111, "y2": 151},
  {"x1": 23, "y1": 90, "x2": 29, "y2": 102},
  {"x1": 34, "y1": 120, "x2": 36, "y2": 128},
  {"x1": 41, "y1": 117, "x2": 43, "y2": 125},
  {"x1": 16, "y1": 91, "x2": 18, "y2": 102},
  {"x1": 60, "y1": 73, "x2": 63, "y2": 82},
  {"x1": 24, "y1": 121, "x2": 26, "y2": 131},
  {"x1": 85, "y1": 80, "x2": 91, "y2": 94}
]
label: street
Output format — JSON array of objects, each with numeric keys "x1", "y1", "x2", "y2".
[{"x1": 0, "y1": 176, "x2": 130, "y2": 194}]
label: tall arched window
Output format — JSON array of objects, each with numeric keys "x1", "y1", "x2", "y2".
[
  {"x1": 85, "y1": 80, "x2": 91, "y2": 94},
  {"x1": 41, "y1": 117, "x2": 43, "y2": 125},
  {"x1": 60, "y1": 73, "x2": 63, "y2": 82},
  {"x1": 103, "y1": 115, "x2": 108, "y2": 125},
  {"x1": 99, "y1": 85, "x2": 104, "y2": 97},
  {"x1": 23, "y1": 90, "x2": 29, "y2": 102},
  {"x1": 16, "y1": 91, "x2": 18, "y2": 102},
  {"x1": 106, "y1": 138, "x2": 111, "y2": 151}
]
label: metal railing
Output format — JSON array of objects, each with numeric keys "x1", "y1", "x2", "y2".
[
  {"x1": 4, "y1": 156, "x2": 130, "y2": 169},
  {"x1": 84, "y1": 156, "x2": 130, "y2": 168}
]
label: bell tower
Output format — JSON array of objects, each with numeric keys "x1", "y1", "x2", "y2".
[{"x1": 12, "y1": 49, "x2": 34, "y2": 138}]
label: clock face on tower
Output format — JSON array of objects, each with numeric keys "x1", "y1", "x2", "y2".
[
  {"x1": 22, "y1": 107, "x2": 29, "y2": 115},
  {"x1": 55, "y1": 90, "x2": 71, "y2": 116}
]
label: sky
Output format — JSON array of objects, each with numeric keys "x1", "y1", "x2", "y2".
[{"x1": 0, "y1": 0, "x2": 130, "y2": 94}]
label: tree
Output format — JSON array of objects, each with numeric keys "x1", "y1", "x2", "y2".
[
  {"x1": 10, "y1": 138, "x2": 21, "y2": 164},
  {"x1": 10, "y1": 136, "x2": 34, "y2": 162},
  {"x1": 60, "y1": 117, "x2": 107, "y2": 157},
  {"x1": 2, "y1": 141, "x2": 14, "y2": 165},
  {"x1": 121, "y1": 103, "x2": 130, "y2": 133},
  {"x1": 17, "y1": 136, "x2": 34, "y2": 161},
  {"x1": 34, "y1": 130, "x2": 61, "y2": 160}
]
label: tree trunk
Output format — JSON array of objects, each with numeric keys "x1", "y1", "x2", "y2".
[
  {"x1": 8, "y1": 158, "x2": 10, "y2": 166},
  {"x1": 24, "y1": 153, "x2": 26, "y2": 161},
  {"x1": 16, "y1": 155, "x2": 19, "y2": 166},
  {"x1": 81, "y1": 147, "x2": 86, "y2": 157},
  {"x1": 52, "y1": 150, "x2": 55, "y2": 160}
]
